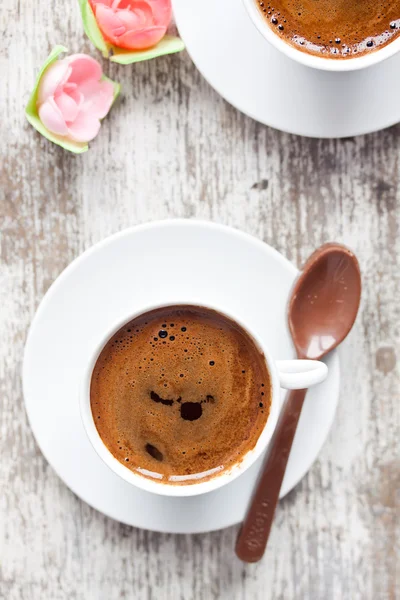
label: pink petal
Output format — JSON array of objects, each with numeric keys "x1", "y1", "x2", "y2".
[
  {"x1": 90, "y1": 0, "x2": 113, "y2": 7},
  {"x1": 68, "y1": 89, "x2": 84, "y2": 107},
  {"x1": 63, "y1": 82, "x2": 78, "y2": 93},
  {"x1": 118, "y1": 25, "x2": 166, "y2": 49},
  {"x1": 65, "y1": 54, "x2": 103, "y2": 86},
  {"x1": 38, "y1": 97, "x2": 68, "y2": 136},
  {"x1": 145, "y1": 0, "x2": 171, "y2": 27},
  {"x1": 94, "y1": 4, "x2": 126, "y2": 43},
  {"x1": 62, "y1": 84, "x2": 84, "y2": 107},
  {"x1": 113, "y1": 0, "x2": 134, "y2": 8},
  {"x1": 37, "y1": 61, "x2": 71, "y2": 104},
  {"x1": 54, "y1": 92, "x2": 80, "y2": 123},
  {"x1": 114, "y1": 0, "x2": 171, "y2": 27},
  {"x1": 117, "y1": 3, "x2": 153, "y2": 29},
  {"x1": 78, "y1": 79, "x2": 114, "y2": 119},
  {"x1": 67, "y1": 109, "x2": 101, "y2": 143}
]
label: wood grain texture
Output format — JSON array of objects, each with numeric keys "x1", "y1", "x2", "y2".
[{"x1": 1, "y1": 0, "x2": 399, "y2": 598}]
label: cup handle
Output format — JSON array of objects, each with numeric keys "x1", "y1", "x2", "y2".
[{"x1": 276, "y1": 360, "x2": 328, "y2": 390}]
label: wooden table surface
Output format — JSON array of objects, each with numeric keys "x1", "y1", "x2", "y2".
[{"x1": 1, "y1": 1, "x2": 399, "y2": 599}]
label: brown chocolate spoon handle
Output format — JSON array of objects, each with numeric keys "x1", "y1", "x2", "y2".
[{"x1": 235, "y1": 388, "x2": 307, "y2": 562}]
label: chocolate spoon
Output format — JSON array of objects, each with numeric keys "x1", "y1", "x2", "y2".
[{"x1": 236, "y1": 243, "x2": 361, "y2": 562}]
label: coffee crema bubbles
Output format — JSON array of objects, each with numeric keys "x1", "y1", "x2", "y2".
[
  {"x1": 90, "y1": 306, "x2": 271, "y2": 484},
  {"x1": 256, "y1": 0, "x2": 400, "y2": 58}
]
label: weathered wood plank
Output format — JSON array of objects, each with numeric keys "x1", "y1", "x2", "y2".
[{"x1": 0, "y1": 0, "x2": 399, "y2": 598}]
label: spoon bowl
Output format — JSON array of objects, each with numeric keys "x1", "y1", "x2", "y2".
[{"x1": 289, "y1": 243, "x2": 362, "y2": 360}]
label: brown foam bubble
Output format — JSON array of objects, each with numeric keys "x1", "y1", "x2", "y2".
[
  {"x1": 256, "y1": 0, "x2": 400, "y2": 58},
  {"x1": 90, "y1": 306, "x2": 271, "y2": 484}
]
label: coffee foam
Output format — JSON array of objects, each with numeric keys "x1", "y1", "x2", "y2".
[
  {"x1": 90, "y1": 306, "x2": 271, "y2": 484},
  {"x1": 256, "y1": 0, "x2": 400, "y2": 58}
]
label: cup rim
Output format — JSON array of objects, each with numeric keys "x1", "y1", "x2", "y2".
[
  {"x1": 79, "y1": 301, "x2": 282, "y2": 497},
  {"x1": 242, "y1": 0, "x2": 400, "y2": 72}
]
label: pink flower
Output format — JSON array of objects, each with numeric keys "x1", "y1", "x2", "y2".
[
  {"x1": 37, "y1": 54, "x2": 114, "y2": 143},
  {"x1": 89, "y1": 0, "x2": 172, "y2": 50}
]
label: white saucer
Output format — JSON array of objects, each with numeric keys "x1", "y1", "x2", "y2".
[
  {"x1": 23, "y1": 221, "x2": 339, "y2": 534},
  {"x1": 172, "y1": 0, "x2": 400, "y2": 138}
]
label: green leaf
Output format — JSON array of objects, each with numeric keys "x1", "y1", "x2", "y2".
[
  {"x1": 104, "y1": 74, "x2": 121, "y2": 103},
  {"x1": 110, "y1": 35, "x2": 185, "y2": 64},
  {"x1": 25, "y1": 46, "x2": 121, "y2": 154},
  {"x1": 78, "y1": 0, "x2": 110, "y2": 58}
]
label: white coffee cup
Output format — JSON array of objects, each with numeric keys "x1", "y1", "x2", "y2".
[
  {"x1": 80, "y1": 302, "x2": 327, "y2": 497},
  {"x1": 242, "y1": 0, "x2": 400, "y2": 71}
]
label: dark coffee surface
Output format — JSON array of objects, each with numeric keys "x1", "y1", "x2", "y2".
[
  {"x1": 256, "y1": 0, "x2": 400, "y2": 58},
  {"x1": 90, "y1": 306, "x2": 271, "y2": 484}
]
